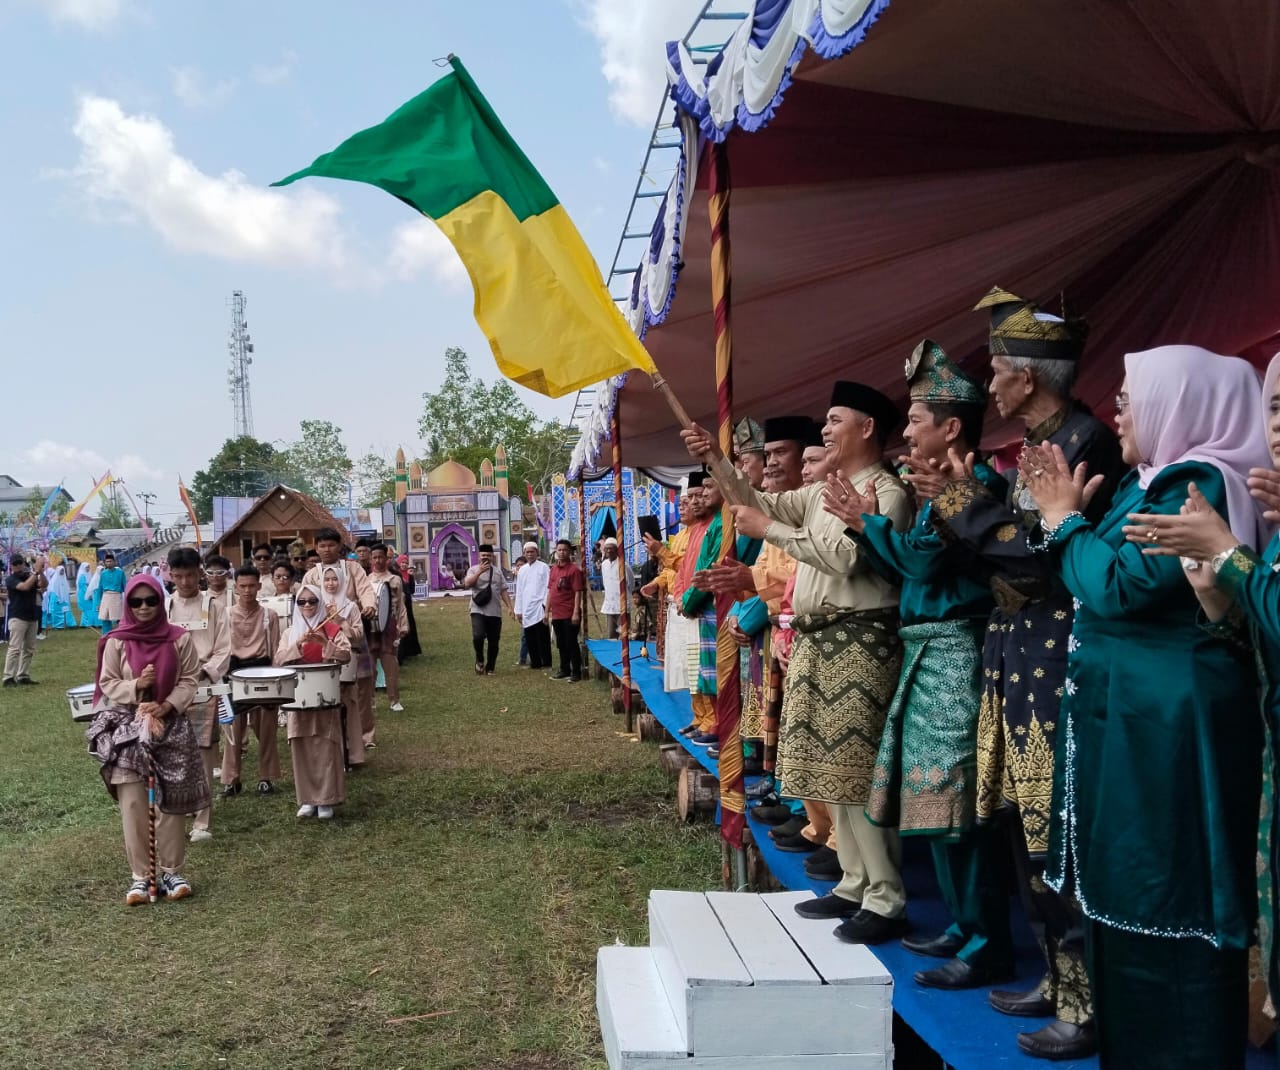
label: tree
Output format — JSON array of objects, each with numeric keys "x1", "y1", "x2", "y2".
[
  {"x1": 189, "y1": 436, "x2": 289, "y2": 521},
  {"x1": 417, "y1": 347, "x2": 572, "y2": 497},
  {"x1": 352, "y1": 451, "x2": 396, "y2": 508},
  {"x1": 95, "y1": 495, "x2": 140, "y2": 530},
  {"x1": 284, "y1": 420, "x2": 352, "y2": 509}
]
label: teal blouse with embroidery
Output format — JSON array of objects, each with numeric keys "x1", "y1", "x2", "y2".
[
  {"x1": 1044, "y1": 462, "x2": 1261, "y2": 949},
  {"x1": 855, "y1": 464, "x2": 1005, "y2": 626}
]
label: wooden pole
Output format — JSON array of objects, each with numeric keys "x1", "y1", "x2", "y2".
[
  {"x1": 610, "y1": 403, "x2": 634, "y2": 735},
  {"x1": 576, "y1": 476, "x2": 589, "y2": 668}
]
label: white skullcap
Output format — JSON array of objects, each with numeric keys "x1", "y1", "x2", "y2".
[
  {"x1": 604, "y1": 537, "x2": 618, "y2": 546},
  {"x1": 523, "y1": 541, "x2": 538, "y2": 551}
]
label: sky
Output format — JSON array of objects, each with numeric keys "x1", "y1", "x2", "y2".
[{"x1": 0, "y1": 0, "x2": 705, "y2": 524}]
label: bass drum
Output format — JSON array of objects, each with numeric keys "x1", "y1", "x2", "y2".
[
  {"x1": 67, "y1": 684, "x2": 97, "y2": 723},
  {"x1": 230, "y1": 666, "x2": 297, "y2": 706},
  {"x1": 284, "y1": 662, "x2": 342, "y2": 710},
  {"x1": 372, "y1": 582, "x2": 392, "y2": 634}
]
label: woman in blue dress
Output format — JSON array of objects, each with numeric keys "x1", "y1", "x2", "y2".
[
  {"x1": 77, "y1": 561, "x2": 100, "y2": 628},
  {"x1": 1021, "y1": 345, "x2": 1270, "y2": 1069}
]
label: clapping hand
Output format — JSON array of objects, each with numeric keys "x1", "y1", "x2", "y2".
[
  {"x1": 821, "y1": 472, "x2": 878, "y2": 532},
  {"x1": 137, "y1": 663, "x2": 157, "y2": 691},
  {"x1": 1018, "y1": 443, "x2": 1105, "y2": 528},
  {"x1": 1249, "y1": 467, "x2": 1280, "y2": 523},
  {"x1": 1121, "y1": 483, "x2": 1237, "y2": 564}
]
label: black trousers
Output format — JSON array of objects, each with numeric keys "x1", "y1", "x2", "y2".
[
  {"x1": 470, "y1": 613, "x2": 501, "y2": 671},
  {"x1": 552, "y1": 618, "x2": 582, "y2": 678},
  {"x1": 523, "y1": 620, "x2": 552, "y2": 669}
]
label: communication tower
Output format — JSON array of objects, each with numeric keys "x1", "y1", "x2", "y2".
[{"x1": 226, "y1": 290, "x2": 255, "y2": 439}]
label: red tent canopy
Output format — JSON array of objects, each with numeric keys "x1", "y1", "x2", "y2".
[{"x1": 586, "y1": 0, "x2": 1280, "y2": 471}]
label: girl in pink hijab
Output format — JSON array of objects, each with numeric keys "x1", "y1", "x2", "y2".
[
  {"x1": 86, "y1": 573, "x2": 206, "y2": 905},
  {"x1": 1019, "y1": 345, "x2": 1267, "y2": 1069}
]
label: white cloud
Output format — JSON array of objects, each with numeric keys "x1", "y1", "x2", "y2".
[
  {"x1": 253, "y1": 49, "x2": 299, "y2": 86},
  {"x1": 40, "y1": 0, "x2": 125, "y2": 31},
  {"x1": 170, "y1": 65, "x2": 239, "y2": 109},
  {"x1": 387, "y1": 216, "x2": 468, "y2": 288},
  {"x1": 21, "y1": 440, "x2": 162, "y2": 488},
  {"x1": 68, "y1": 94, "x2": 351, "y2": 273},
  {"x1": 577, "y1": 0, "x2": 704, "y2": 125}
]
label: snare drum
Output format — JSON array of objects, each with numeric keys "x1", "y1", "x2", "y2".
[
  {"x1": 194, "y1": 680, "x2": 233, "y2": 704},
  {"x1": 370, "y1": 582, "x2": 391, "y2": 634},
  {"x1": 230, "y1": 666, "x2": 297, "y2": 706},
  {"x1": 284, "y1": 662, "x2": 342, "y2": 710},
  {"x1": 67, "y1": 684, "x2": 97, "y2": 722},
  {"x1": 261, "y1": 594, "x2": 294, "y2": 623},
  {"x1": 339, "y1": 658, "x2": 358, "y2": 684}
]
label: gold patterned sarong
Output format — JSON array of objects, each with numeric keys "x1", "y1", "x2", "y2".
[{"x1": 776, "y1": 607, "x2": 903, "y2": 805}]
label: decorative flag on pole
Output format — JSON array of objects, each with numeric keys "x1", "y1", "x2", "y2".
[
  {"x1": 272, "y1": 56, "x2": 658, "y2": 398},
  {"x1": 63, "y1": 471, "x2": 113, "y2": 523},
  {"x1": 35, "y1": 484, "x2": 65, "y2": 527},
  {"x1": 178, "y1": 478, "x2": 202, "y2": 549},
  {"x1": 118, "y1": 482, "x2": 153, "y2": 542}
]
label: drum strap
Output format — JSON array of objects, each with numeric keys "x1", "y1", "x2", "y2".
[{"x1": 166, "y1": 590, "x2": 212, "y2": 631}]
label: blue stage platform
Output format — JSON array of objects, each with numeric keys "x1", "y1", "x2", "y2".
[{"x1": 586, "y1": 639, "x2": 1271, "y2": 1070}]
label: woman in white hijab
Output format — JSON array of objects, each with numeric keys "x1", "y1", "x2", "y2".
[
  {"x1": 274, "y1": 582, "x2": 350, "y2": 819},
  {"x1": 320, "y1": 564, "x2": 367, "y2": 768}
]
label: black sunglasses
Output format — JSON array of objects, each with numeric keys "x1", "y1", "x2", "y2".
[
  {"x1": 127, "y1": 595, "x2": 161, "y2": 608},
  {"x1": 253, "y1": 555, "x2": 272, "y2": 562},
  {"x1": 296, "y1": 597, "x2": 319, "y2": 606}
]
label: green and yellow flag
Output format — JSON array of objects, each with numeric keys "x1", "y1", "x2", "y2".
[{"x1": 273, "y1": 56, "x2": 657, "y2": 397}]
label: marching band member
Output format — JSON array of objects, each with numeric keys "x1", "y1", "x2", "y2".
[
  {"x1": 86, "y1": 574, "x2": 206, "y2": 904},
  {"x1": 203, "y1": 554, "x2": 235, "y2": 611},
  {"x1": 271, "y1": 561, "x2": 296, "y2": 598},
  {"x1": 320, "y1": 564, "x2": 367, "y2": 768},
  {"x1": 368, "y1": 542, "x2": 409, "y2": 713},
  {"x1": 275, "y1": 582, "x2": 351, "y2": 820},
  {"x1": 220, "y1": 566, "x2": 282, "y2": 797},
  {"x1": 165, "y1": 547, "x2": 231, "y2": 843}
]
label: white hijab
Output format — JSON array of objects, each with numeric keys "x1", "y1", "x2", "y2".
[
  {"x1": 287, "y1": 583, "x2": 328, "y2": 646},
  {"x1": 320, "y1": 564, "x2": 358, "y2": 623}
]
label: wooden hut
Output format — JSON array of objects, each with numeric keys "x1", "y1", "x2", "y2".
[{"x1": 209, "y1": 485, "x2": 349, "y2": 567}]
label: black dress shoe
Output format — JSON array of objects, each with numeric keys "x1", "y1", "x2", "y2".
[
  {"x1": 751, "y1": 803, "x2": 794, "y2": 825},
  {"x1": 1017, "y1": 1021, "x2": 1097, "y2": 1060},
  {"x1": 706, "y1": 746, "x2": 720, "y2": 759},
  {"x1": 768, "y1": 816, "x2": 808, "y2": 840},
  {"x1": 989, "y1": 983, "x2": 1055, "y2": 1018},
  {"x1": 745, "y1": 779, "x2": 776, "y2": 801},
  {"x1": 914, "y1": 958, "x2": 1014, "y2": 990},
  {"x1": 678, "y1": 724, "x2": 698, "y2": 736},
  {"x1": 257, "y1": 780, "x2": 275, "y2": 795},
  {"x1": 833, "y1": 909, "x2": 909, "y2": 945},
  {"x1": 218, "y1": 782, "x2": 242, "y2": 798},
  {"x1": 772, "y1": 832, "x2": 819, "y2": 853},
  {"x1": 793, "y1": 893, "x2": 861, "y2": 920},
  {"x1": 742, "y1": 757, "x2": 764, "y2": 776},
  {"x1": 803, "y1": 844, "x2": 839, "y2": 869},
  {"x1": 804, "y1": 854, "x2": 842, "y2": 881},
  {"x1": 901, "y1": 931, "x2": 965, "y2": 959}
]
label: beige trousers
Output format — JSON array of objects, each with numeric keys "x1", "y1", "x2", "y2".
[
  {"x1": 341, "y1": 682, "x2": 367, "y2": 766},
  {"x1": 3, "y1": 618, "x2": 37, "y2": 681},
  {"x1": 830, "y1": 801, "x2": 906, "y2": 918},
  {"x1": 119, "y1": 779, "x2": 187, "y2": 878},
  {"x1": 357, "y1": 675, "x2": 375, "y2": 746},
  {"x1": 801, "y1": 799, "x2": 836, "y2": 848},
  {"x1": 220, "y1": 707, "x2": 281, "y2": 784},
  {"x1": 191, "y1": 746, "x2": 218, "y2": 832}
]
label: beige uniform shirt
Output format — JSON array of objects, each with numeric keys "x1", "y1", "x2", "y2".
[
  {"x1": 96, "y1": 632, "x2": 201, "y2": 713},
  {"x1": 304, "y1": 560, "x2": 376, "y2": 616},
  {"x1": 712, "y1": 456, "x2": 910, "y2": 617},
  {"x1": 166, "y1": 591, "x2": 232, "y2": 683}
]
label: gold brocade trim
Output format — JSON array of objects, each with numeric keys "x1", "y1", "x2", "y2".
[
  {"x1": 1054, "y1": 948, "x2": 1094, "y2": 1025},
  {"x1": 996, "y1": 523, "x2": 1018, "y2": 543},
  {"x1": 934, "y1": 479, "x2": 990, "y2": 520},
  {"x1": 1026, "y1": 405, "x2": 1072, "y2": 446},
  {"x1": 976, "y1": 687, "x2": 1056, "y2": 855},
  {"x1": 1227, "y1": 547, "x2": 1257, "y2": 575}
]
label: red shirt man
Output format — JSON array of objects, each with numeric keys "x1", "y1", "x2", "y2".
[{"x1": 545, "y1": 539, "x2": 586, "y2": 682}]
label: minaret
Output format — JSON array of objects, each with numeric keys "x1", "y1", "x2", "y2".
[
  {"x1": 409, "y1": 462, "x2": 423, "y2": 491},
  {"x1": 395, "y1": 447, "x2": 408, "y2": 503},
  {"x1": 479, "y1": 459, "x2": 494, "y2": 488},
  {"x1": 494, "y1": 443, "x2": 510, "y2": 498}
]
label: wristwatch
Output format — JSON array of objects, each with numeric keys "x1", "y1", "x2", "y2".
[{"x1": 1208, "y1": 547, "x2": 1238, "y2": 575}]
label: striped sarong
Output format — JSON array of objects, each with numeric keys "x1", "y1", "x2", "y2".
[
  {"x1": 776, "y1": 606, "x2": 902, "y2": 805},
  {"x1": 694, "y1": 607, "x2": 717, "y2": 695},
  {"x1": 866, "y1": 619, "x2": 983, "y2": 840}
]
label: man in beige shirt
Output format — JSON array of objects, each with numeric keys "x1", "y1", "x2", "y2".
[
  {"x1": 683, "y1": 379, "x2": 913, "y2": 945},
  {"x1": 165, "y1": 547, "x2": 231, "y2": 843}
]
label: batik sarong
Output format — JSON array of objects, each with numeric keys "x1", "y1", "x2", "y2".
[
  {"x1": 762, "y1": 657, "x2": 783, "y2": 771},
  {"x1": 866, "y1": 618, "x2": 983, "y2": 840},
  {"x1": 739, "y1": 632, "x2": 767, "y2": 740},
  {"x1": 87, "y1": 707, "x2": 211, "y2": 815},
  {"x1": 776, "y1": 606, "x2": 903, "y2": 805}
]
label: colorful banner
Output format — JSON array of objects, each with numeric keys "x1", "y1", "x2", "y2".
[{"x1": 63, "y1": 470, "x2": 112, "y2": 523}]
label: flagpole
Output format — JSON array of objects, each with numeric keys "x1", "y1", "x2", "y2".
[
  {"x1": 577, "y1": 476, "x2": 590, "y2": 670},
  {"x1": 708, "y1": 140, "x2": 746, "y2": 889},
  {"x1": 610, "y1": 403, "x2": 634, "y2": 734}
]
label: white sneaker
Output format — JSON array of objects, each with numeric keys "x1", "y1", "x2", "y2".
[
  {"x1": 125, "y1": 878, "x2": 150, "y2": 905},
  {"x1": 390, "y1": 702, "x2": 404, "y2": 712},
  {"x1": 189, "y1": 828, "x2": 213, "y2": 842},
  {"x1": 212, "y1": 766, "x2": 222, "y2": 779},
  {"x1": 317, "y1": 805, "x2": 334, "y2": 820},
  {"x1": 296, "y1": 804, "x2": 316, "y2": 818}
]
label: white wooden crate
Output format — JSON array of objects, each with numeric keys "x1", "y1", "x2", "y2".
[{"x1": 596, "y1": 890, "x2": 893, "y2": 1068}]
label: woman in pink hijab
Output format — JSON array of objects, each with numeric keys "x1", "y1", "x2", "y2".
[
  {"x1": 86, "y1": 573, "x2": 206, "y2": 906},
  {"x1": 1020, "y1": 345, "x2": 1268, "y2": 1069}
]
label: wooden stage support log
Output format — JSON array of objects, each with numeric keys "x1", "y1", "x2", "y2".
[
  {"x1": 745, "y1": 841, "x2": 783, "y2": 893},
  {"x1": 593, "y1": 660, "x2": 609, "y2": 682},
  {"x1": 658, "y1": 743, "x2": 696, "y2": 778},
  {"x1": 636, "y1": 712, "x2": 670, "y2": 744},
  {"x1": 677, "y1": 766, "x2": 720, "y2": 822},
  {"x1": 610, "y1": 681, "x2": 624, "y2": 714}
]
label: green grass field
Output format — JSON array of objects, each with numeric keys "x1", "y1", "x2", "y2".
[{"x1": 0, "y1": 599, "x2": 719, "y2": 1069}]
